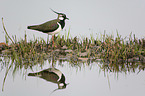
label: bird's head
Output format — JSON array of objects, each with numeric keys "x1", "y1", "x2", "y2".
[{"x1": 50, "y1": 8, "x2": 69, "y2": 21}]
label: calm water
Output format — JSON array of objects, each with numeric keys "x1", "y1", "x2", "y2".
[{"x1": 0, "y1": 59, "x2": 145, "y2": 96}]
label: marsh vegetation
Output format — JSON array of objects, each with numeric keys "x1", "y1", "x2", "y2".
[{"x1": 0, "y1": 19, "x2": 145, "y2": 93}]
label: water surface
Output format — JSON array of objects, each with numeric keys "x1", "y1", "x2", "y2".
[{"x1": 0, "y1": 60, "x2": 145, "y2": 96}]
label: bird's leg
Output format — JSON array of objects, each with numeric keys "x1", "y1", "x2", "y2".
[
  {"x1": 52, "y1": 35, "x2": 54, "y2": 44},
  {"x1": 52, "y1": 34, "x2": 57, "y2": 48},
  {"x1": 52, "y1": 34, "x2": 54, "y2": 47},
  {"x1": 46, "y1": 34, "x2": 49, "y2": 49}
]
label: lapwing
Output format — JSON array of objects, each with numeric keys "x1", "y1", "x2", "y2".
[
  {"x1": 28, "y1": 67, "x2": 68, "y2": 89},
  {"x1": 27, "y1": 9, "x2": 69, "y2": 46}
]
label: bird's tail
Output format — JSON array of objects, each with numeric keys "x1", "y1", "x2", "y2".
[
  {"x1": 27, "y1": 25, "x2": 39, "y2": 30},
  {"x1": 28, "y1": 72, "x2": 41, "y2": 76}
]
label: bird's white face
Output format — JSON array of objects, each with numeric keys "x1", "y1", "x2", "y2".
[
  {"x1": 58, "y1": 83, "x2": 65, "y2": 89},
  {"x1": 59, "y1": 83, "x2": 64, "y2": 87},
  {"x1": 59, "y1": 15, "x2": 64, "y2": 20}
]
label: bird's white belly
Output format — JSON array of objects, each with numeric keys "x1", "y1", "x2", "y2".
[{"x1": 48, "y1": 22, "x2": 62, "y2": 35}]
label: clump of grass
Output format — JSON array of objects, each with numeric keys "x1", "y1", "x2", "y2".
[
  {"x1": 1, "y1": 32, "x2": 145, "y2": 72},
  {"x1": 0, "y1": 18, "x2": 145, "y2": 73}
]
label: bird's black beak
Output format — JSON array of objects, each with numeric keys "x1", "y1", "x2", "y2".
[{"x1": 66, "y1": 17, "x2": 69, "y2": 20}]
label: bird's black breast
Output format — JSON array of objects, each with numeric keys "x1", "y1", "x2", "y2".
[
  {"x1": 59, "y1": 20, "x2": 65, "y2": 29},
  {"x1": 59, "y1": 74, "x2": 65, "y2": 83}
]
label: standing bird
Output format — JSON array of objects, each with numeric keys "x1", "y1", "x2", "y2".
[{"x1": 27, "y1": 9, "x2": 69, "y2": 46}]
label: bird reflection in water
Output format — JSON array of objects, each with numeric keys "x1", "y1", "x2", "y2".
[{"x1": 28, "y1": 67, "x2": 68, "y2": 91}]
